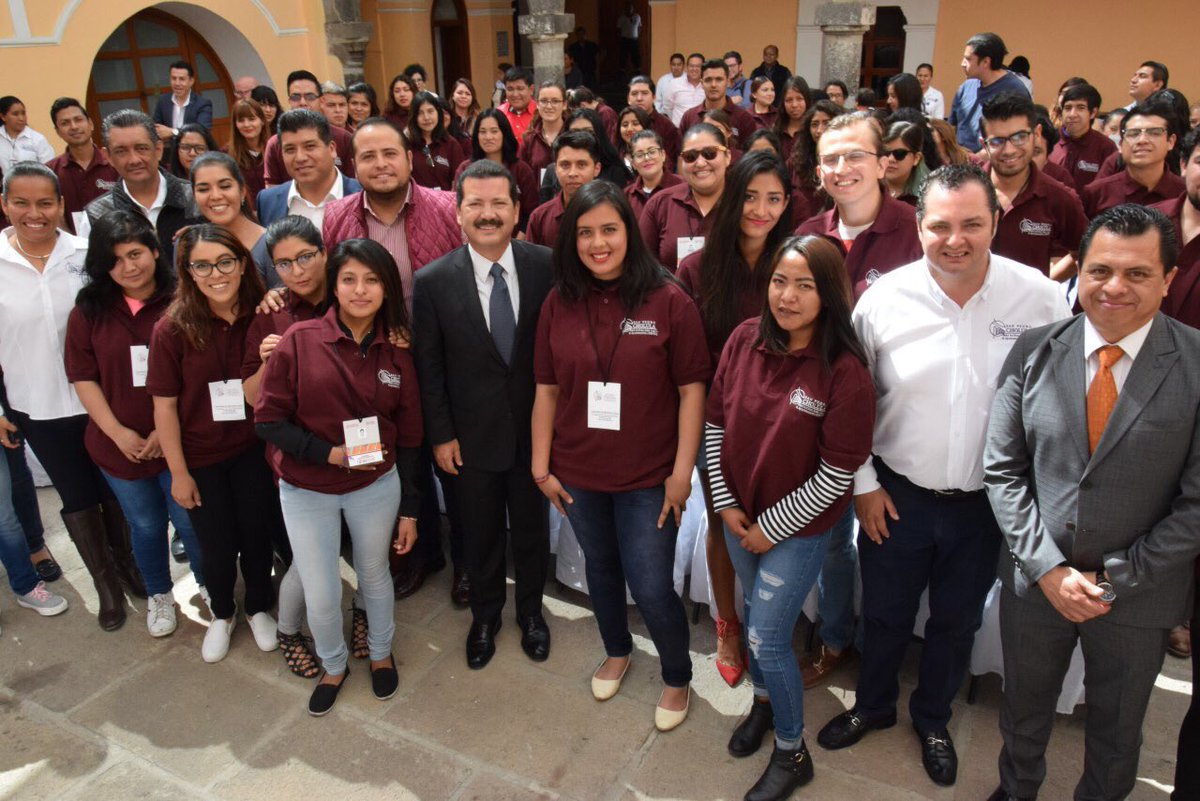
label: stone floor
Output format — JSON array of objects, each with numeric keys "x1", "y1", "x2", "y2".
[{"x1": 0, "y1": 489, "x2": 1191, "y2": 801}]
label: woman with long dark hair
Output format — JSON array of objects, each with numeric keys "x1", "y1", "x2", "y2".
[
  {"x1": 251, "y1": 86, "x2": 281, "y2": 134},
  {"x1": 886, "y1": 73, "x2": 924, "y2": 112},
  {"x1": 347, "y1": 83, "x2": 380, "y2": 131},
  {"x1": 615, "y1": 105, "x2": 651, "y2": 168},
  {"x1": 532, "y1": 181, "x2": 709, "y2": 731},
  {"x1": 709, "y1": 235, "x2": 874, "y2": 800},
  {"x1": 750, "y1": 77, "x2": 779, "y2": 131},
  {"x1": 405, "y1": 91, "x2": 466, "y2": 191},
  {"x1": 189, "y1": 152, "x2": 273, "y2": 284},
  {"x1": 384, "y1": 74, "x2": 418, "y2": 131},
  {"x1": 623, "y1": 130, "x2": 683, "y2": 219},
  {"x1": 519, "y1": 81, "x2": 567, "y2": 179},
  {"x1": 451, "y1": 110, "x2": 540, "y2": 235},
  {"x1": 773, "y1": 76, "x2": 812, "y2": 163},
  {"x1": 882, "y1": 121, "x2": 929, "y2": 205},
  {"x1": 256, "y1": 237, "x2": 422, "y2": 716},
  {"x1": 66, "y1": 211, "x2": 205, "y2": 637},
  {"x1": 450, "y1": 78, "x2": 481, "y2": 140},
  {"x1": 226, "y1": 99, "x2": 269, "y2": 201},
  {"x1": 168, "y1": 124, "x2": 217, "y2": 179}
]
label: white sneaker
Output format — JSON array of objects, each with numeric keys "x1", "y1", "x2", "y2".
[
  {"x1": 146, "y1": 592, "x2": 177, "y2": 638},
  {"x1": 246, "y1": 611, "x2": 279, "y2": 652},
  {"x1": 202, "y1": 616, "x2": 236, "y2": 663},
  {"x1": 16, "y1": 581, "x2": 69, "y2": 616}
]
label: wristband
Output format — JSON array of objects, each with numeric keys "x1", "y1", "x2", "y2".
[{"x1": 533, "y1": 473, "x2": 550, "y2": 485}]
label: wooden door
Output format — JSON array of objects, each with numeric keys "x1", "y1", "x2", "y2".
[
  {"x1": 432, "y1": 0, "x2": 472, "y2": 95},
  {"x1": 859, "y1": 6, "x2": 908, "y2": 104}
]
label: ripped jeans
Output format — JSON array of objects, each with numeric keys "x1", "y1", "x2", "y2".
[{"x1": 725, "y1": 525, "x2": 831, "y2": 747}]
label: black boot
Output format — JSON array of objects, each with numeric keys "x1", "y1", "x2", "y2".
[
  {"x1": 101, "y1": 500, "x2": 147, "y2": 599},
  {"x1": 745, "y1": 741, "x2": 814, "y2": 801},
  {"x1": 729, "y1": 700, "x2": 775, "y2": 757},
  {"x1": 62, "y1": 506, "x2": 127, "y2": 631}
]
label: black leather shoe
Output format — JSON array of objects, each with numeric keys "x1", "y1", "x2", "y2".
[
  {"x1": 34, "y1": 554, "x2": 62, "y2": 582},
  {"x1": 450, "y1": 568, "x2": 470, "y2": 608},
  {"x1": 915, "y1": 726, "x2": 957, "y2": 786},
  {"x1": 728, "y1": 700, "x2": 774, "y2": 757},
  {"x1": 744, "y1": 741, "x2": 814, "y2": 801},
  {"x1": 392, "y1": 558, "x2": 431, "y2": 599},
  {"x1": 816, "y1": 708, "x2": 896, "y2": 750},
  {"x1": 467, "y1": 618, "x2": 501, "y2": 669},
  {"x1": 308, "y1": 669, "x2": 349, "y2": 716},
  {"x1": 985, "y1": 787, "x2": 1028, "y2": 801},
  {"x1": 371, "y1": 655, "x2": 399, "y2": 700},
  {"x1": 170, "y1": 533, "x2": 188, "y2": 563},
  {"x1": 518, "y1": 613, "x2": 551, "y2": 661}
]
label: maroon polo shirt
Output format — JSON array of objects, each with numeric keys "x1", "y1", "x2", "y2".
[
  {"x1": 264, "y1": 127, "x2": 355, "y2": 186},
  {"x1": 453, "y1": 158, "x2": 541, "y2": 233},
  {"x1": 1049, "y1": 128, "x2": 1117, "y2": 193},
  {"x1": 1041, "y1": 158, "x2": 1078, "y2": 194},
  {"x1": 648, "y1": 111, "x2": 682, "y2": 165},
  {"x1": 795, "y1": 192, "x2": 922, "y2": 301},
  {"x1": 526, "y1": 192, "x2": 566, "y2": 248},
  {"x1": 1151, "y1": 195, "x2": 1200, "y2": 329},
  {"x1": 991, "y1": 164, "x2": 1090, "y2": 273},
  {"x1": 409, "y1": 136, "x2": 466, "y2": 191},
  {"x1": 386, "y1": 110, "x2": 411, "y2": 132},
  {"x1": 639, "y1": 182, "x2": 715, "y2": 271},
  {"x1": 240, "y1": 292, "x2": 321, "y2": 380},
  {"x1": 534, "y1": 280, "x2": 710, "y2": 492},
  {"x1": 677, "y1": 250, "x2": 763, "y2": 365},
  {"x1": 255, "y1": 308, "x2": 423, "y2": 494},
  {"x1": 1081, "y1": 168, "x2": 1185, "y2": 218},
  {"x1": 519, "y1": 129, "x2": 556, "y2": 179},
  {"x1": 624, "y1": 172, "x2": 684, "y2": 220},
  {"x1": 146, "y1": 313, "x2": 257, "y2": 469},
  {"x1": 64, "y1": 295, "x2": 171, "y2": 481},
  {"x1": 239, "y1": 152, "x2": 266, "y2": 202},
  {"x1": 752, "y1": 109, "x2": 778, "y2": 131},
  {"x1": 596, "y1": 102, "x2": 618, "y2": 141},
  {"x1": 706, "y1": 319, "x2": 875, "y2": 534},
  {"x1": 678, "y1": 98, "x2": 758, "y2": 148},
  {"x1": 47, "y1": 147, "x2": 119, "y2": 233},
  {"x1": 1095, "y1": 150, "x2": 1121, "y2": 180}
]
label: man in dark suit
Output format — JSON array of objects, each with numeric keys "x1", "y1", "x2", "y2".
[
  {"x1": 413, "y1": 159, "x2": 553, "y2": 670},
  {"x1": 984, "y1": 203, "x2": 1200, "y2": 801},
  {"x1": 255, "y1": 110, "x2": 360, "y2": 232},
  {"x1": 151, "y1": 60, "x2": 213, "y2": 141}
]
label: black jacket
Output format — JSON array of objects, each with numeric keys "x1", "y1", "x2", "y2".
[{"x1": 85, "y1": 171, "x2": 201, "y2": 258}]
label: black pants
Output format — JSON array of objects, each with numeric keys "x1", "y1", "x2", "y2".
[
  {"x1": 3, "y1": 440, "x2": 44, "y2": 552},
  {"x1": 7, "y1": 411, "x2": 114, "y2": 515},
  {"x1": 454, "y1": 463, "x2": 548, "y2": 623},
  {"x1": 1175, "y1": 578, "x2": 1200, "y2": 800},
  {"x1": 413, "y1": 442, "x2": 464, "y2": 568},
  {"x1": 187, "y1": 443, "x2": 280, "y2": 620},
  {"x1": 619, "y1": 37, "x2": 641, "y2": 70}
]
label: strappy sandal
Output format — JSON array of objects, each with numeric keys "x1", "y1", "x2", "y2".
[
  {"x1": 351, "y1": 602, "x2": 370, "y2": 659},
  {"x1": 278, "y1": 631, "x2": 320, "y2": 679}
]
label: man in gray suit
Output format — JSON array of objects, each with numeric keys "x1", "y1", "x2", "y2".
[{"x1": 984, "y1": 203, "x2": 1200, "y2": 801}]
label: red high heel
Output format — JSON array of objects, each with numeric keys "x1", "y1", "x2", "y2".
[{"x1": 715, "y1": 616, "x2": 746, "y2": 687}]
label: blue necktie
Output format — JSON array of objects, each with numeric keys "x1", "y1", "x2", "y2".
[{"x1": 489, "y1": 263, "x2": 516, "y2": 364}]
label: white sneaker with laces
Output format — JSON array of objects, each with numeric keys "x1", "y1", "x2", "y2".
[
  {"x1": 16, "y1": 581, "x2": 69, "y2": 616},
  {"x1": 246, "y1": 611, "x2": 279, "y2": 652},
  {"x1": 146, "y1": 592, "x2": 177, "y2": 637},
  {"x1": 202, "y1": 616, "x2": 236, "y2": 663}
]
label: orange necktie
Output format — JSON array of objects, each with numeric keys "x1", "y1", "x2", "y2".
[{"x1": 1087, "y1": 345, "x2": 1124, "y2": 453}]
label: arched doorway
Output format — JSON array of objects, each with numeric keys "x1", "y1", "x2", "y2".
[
  {"x1": 87, "y1": 9, "x2": 235, "y2": 145},
  {"x1": 860, "y1": 6, "x2": 908, "y2": 102},
  {"x1": 432, "y1": 0, "x2": 471, "y2": 96}
]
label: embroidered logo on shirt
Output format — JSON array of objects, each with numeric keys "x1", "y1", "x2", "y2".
[
  {"x1": 789, "y1": 387, "x2": 827, "y2": 417},
  {"x1": 620, "y1": 318, "x2": 659, "y2": 336},
  {"x1": 1078, "y1": 160, "x2": 1100, "y2": 173},
  {"x1": 435, "y1": 156, "x2": 450, "y2": 167},
  {"x1": 865, "y1": 268, "x2": 882, "y2": 285},
  {"x1": 96, "y1": 179, "x2": 116, "y2": 191},
  {"x1": 377, "y1": 369, "x2": 402, "y2": 388},
  {"x1": 989, "y1": 320, "x2": 1030, "y2": 340},
  {"x1": 1019, "y1": 219, "x2": 1053, "y2": 236}
]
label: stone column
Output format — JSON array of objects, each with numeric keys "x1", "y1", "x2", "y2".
[
  {"x1": 814, "y1": 1, "x2": 875, "y2": 90},
  {"x1": 517, "y1": 0, "x2": 574, "y2": 85},
  {"x1": 324, "y1": 0, "x2": 374, "y2": 85}
]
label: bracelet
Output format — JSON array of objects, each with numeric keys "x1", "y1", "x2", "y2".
[
  {"x1": 399, "y1": 516, "x2": 417, "y2": 522},
  {"x1": 533, "y1": 473, "x2": 550, "y2": 485}
]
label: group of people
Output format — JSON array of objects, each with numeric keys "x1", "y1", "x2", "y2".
[{"x1": 0, "y1": 28, "x2": 1196, "y2": 801}]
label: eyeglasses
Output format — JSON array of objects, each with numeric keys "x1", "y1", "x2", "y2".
[
  {"x1": 885, "y1": 148, "x2": 913, "y2": 160},
  {"x1": 288, "y1": 93, "x2": 319, "y2": 103},
  {"x1": 982, "y1": 130, "x2": 1032, "y2": 150},
  {"x1": 179, "y1": 143, "x2": 208, "y2": 154},
  {"x1": 273, "y1": 250, "x2": 321, "y2": 273},
  {"x1": 188, "y1": 257, "x2": 240, "y2": 277},
  {"x1": 538, "y1": 98, "x2": 564, "y2": 106},
  {"x1": 1122, "y1": 126, "x2": 1168, "y2": 141},
  {"x1": 632, "y1": 147, "x2": 663, "y2": 162},
  {"x1": 818, "y1": 150, "x2": 878, "y2": 169},
  {"x1": 680, "y1": 145, "x2": 728, "y2": 163}
]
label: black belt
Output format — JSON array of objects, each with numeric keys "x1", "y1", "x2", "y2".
[{"x1": 874, "y1": 456, "x2": 986, "y2": 501}]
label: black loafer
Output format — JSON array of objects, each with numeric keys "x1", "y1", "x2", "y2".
[
  {"x1": 371, "y1": 655, "x2": 399, "y2": 700},
  {"x1": 450, "y1": 568, "x2": 471, "y2": 608},
  {"x1": 466, "y1": 618, "x2": 500, "y2": 669},
  {"x1": 915, "y1": 726, "x2": 957, "y2": 786},
  {"x1": 744, "y1": 741, "x2": 814, "y2": 801},
  {"x1": 308, "y1": 669, "x2": 349, "y2": 717},
  {"x1": 985, "y1": 787, "x2": 1028, "y2": 801},
  {"x1": 34, "y1": 556, "x2": 62, "y2": 582},
  {"x1": 518, "y1": 614, "x2": 551, "y2": 662},
  {"x1": 170, "y1": 533, "x2": 189, "y2": 563},
  {"x1": 728, "y1": 700, "x2": 774, "y2": 757},
  {"x1": 816, "y1": 708, "x2": 896, "y2": 750}
]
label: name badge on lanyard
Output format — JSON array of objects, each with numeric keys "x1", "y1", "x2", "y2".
[
  {"x1": 130, "y1": 345, "x2": 149, "y2": 387},
  {"x1": 587, "y1": 382, "x2": 621, "y2": 430},
  {"x1": 677, "y1": 236, "x2": 705, "y2": 262},
  {"x1": 343, "y1": 416, "x2": 384, "y2": 466},
  {"x1": 208, "y1": 380, "x2": 246, "y2": 421}
]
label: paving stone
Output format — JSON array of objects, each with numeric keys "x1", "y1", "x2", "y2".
[
  {"x1": 454, "y1": 773, "x2": 560, "y2": 801},
  {"x1": 0, "y1": 702, "x2": 107, "y2": 799},
  {"x1": 62, "y1": 759, "x2": 208, "y2": 801}
]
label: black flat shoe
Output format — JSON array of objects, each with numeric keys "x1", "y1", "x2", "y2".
[
  {"x1": 744, "y1": 741, "x2": 814, "y2": 801},
  {"x1": 308, "y1": 669, "x2": 349, "y2": 716},
  {"x1": 466, "y1": 618, "x2": 500, "y2": 669},
  {"x1": 371, "y1": 655, "x2": 399, "y2": 700},
  {"x1": 728, "y1": 700, "x2": 774, "y2": 757},
  {"x1": 915, "y1": 725, "x2": 957, "y2": 786},
  {"x1": 985, "y1": 787, "x2": 1028, "y2": 801},
  {"x1": 34, "y1": 555, "x2": 62, "y2": 582},
  {"x1": 170, "y1": 533, "x2": 189, "y2": 563},
  {"x1": 450, "y1": 568, "x2": 470, "y2": 608},
  {"x1": 816, "y1": 708, "x2": 896, "y2": 750},
  {"x1": 518, "y1": 613, "x2": 550, "y2": 662}
]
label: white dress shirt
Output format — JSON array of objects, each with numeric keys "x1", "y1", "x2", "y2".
[
  {"x1": 921, "y1": 87, "x2": 946, "y2": 119},
  {"x1": 286, "y1": 170, "x2": 345, "y2": 229},
  {"x1": 852, "y1": 254, "x2": 1070, "y2": 494},
  {"x1": 0, "y1": 229, "x2": 89, "y2": 419},
  {"x1": 665, "y1": 77, "x2": 705, "y2": 126},
  {"x1": 655, "y1": 72, "x2": 677, "y2": 114},
  {"x1": 468, "y1": 243, "x2": 519, "y2": 330},
  {"x1": 1082, "y1": 315, "x2": 1152, "y2": 394},
  {"x1": 171, "y1": 92, "x2": 192, "y2": 130},
  {"x1": 123, "y1": 175, "x2": 168, "y2": 227},
  {"x1": 0, "y1": 126, "x2": 56, "y2": 172}
]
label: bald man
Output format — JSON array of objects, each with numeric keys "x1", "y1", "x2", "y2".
[{"x1": 234, "y1": 76, "x2": 258, "y2": 101}]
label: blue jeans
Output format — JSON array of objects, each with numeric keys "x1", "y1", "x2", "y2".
[
  {"x1": 725, "y1": 525, "x2": 830, "y2": 746},
  {"x1": 563, "y1": 484, "x2": 692, "y2": 687},
  {"x1": 4, "y1": 442, "x2": 44, "y2": 554},
  {"x1": 816, "y1": 505, "x2": 860, "y2": 652},
  {"x1": 0, "y1": 449, "x2": 40, "y2": 596},
  {"x1": 102, "y1": 469, "x2": 205, "y2": 595},
  {"x1": 279, "y1": 468, "x2": 400, "y2": 676}
]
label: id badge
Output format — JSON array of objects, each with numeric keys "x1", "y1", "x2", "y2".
[
  {"x1": 343, "y1": 416, "x2": 384, "y2": 466},
  {"x1": 208, "y1": 380, "x2": 246, "y2": 421},
  {"x1": 130, "y1": 345, "x2": 149, "y2": 387},
  {"x1": 676, "y1": 236, "x2": 705, "y2": 262},
  {"x1": 587, "y1": 381, "x2": 621, "y2": 431}
]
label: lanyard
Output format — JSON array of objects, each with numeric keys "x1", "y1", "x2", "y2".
[{"x1": 585, "y1": 292, "x2": 624, "y2": 385}]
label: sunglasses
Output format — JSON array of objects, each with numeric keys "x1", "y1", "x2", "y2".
[
  {"x1": 680, "y1": 145, "x2": 728, "y2": 164},
  {"x1": 885, "y1": 148, "x2": 913, "y2": 160}
]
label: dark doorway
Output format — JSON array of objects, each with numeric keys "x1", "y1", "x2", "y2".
[
  {"x1": 432, "y1": 0, "x2": 472, "y2": 95},
  {"x1": 860, "y1": 6, "x2": 908, "y2": 102}
]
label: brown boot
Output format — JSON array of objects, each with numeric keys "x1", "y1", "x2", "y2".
[
  {"x1": 100, "y1": 500, "x2": 147, "y2": 599},
  {"x1": 61, "y1": 506, "x2": 127, "y2": 631}
]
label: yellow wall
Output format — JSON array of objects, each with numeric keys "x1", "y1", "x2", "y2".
[
  {"x1": 932, "y1": 3, "x2": 1200, "y2": 111},
  {"x1": 649, "y1": 0, "x2": 797, "y2": 81}
]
